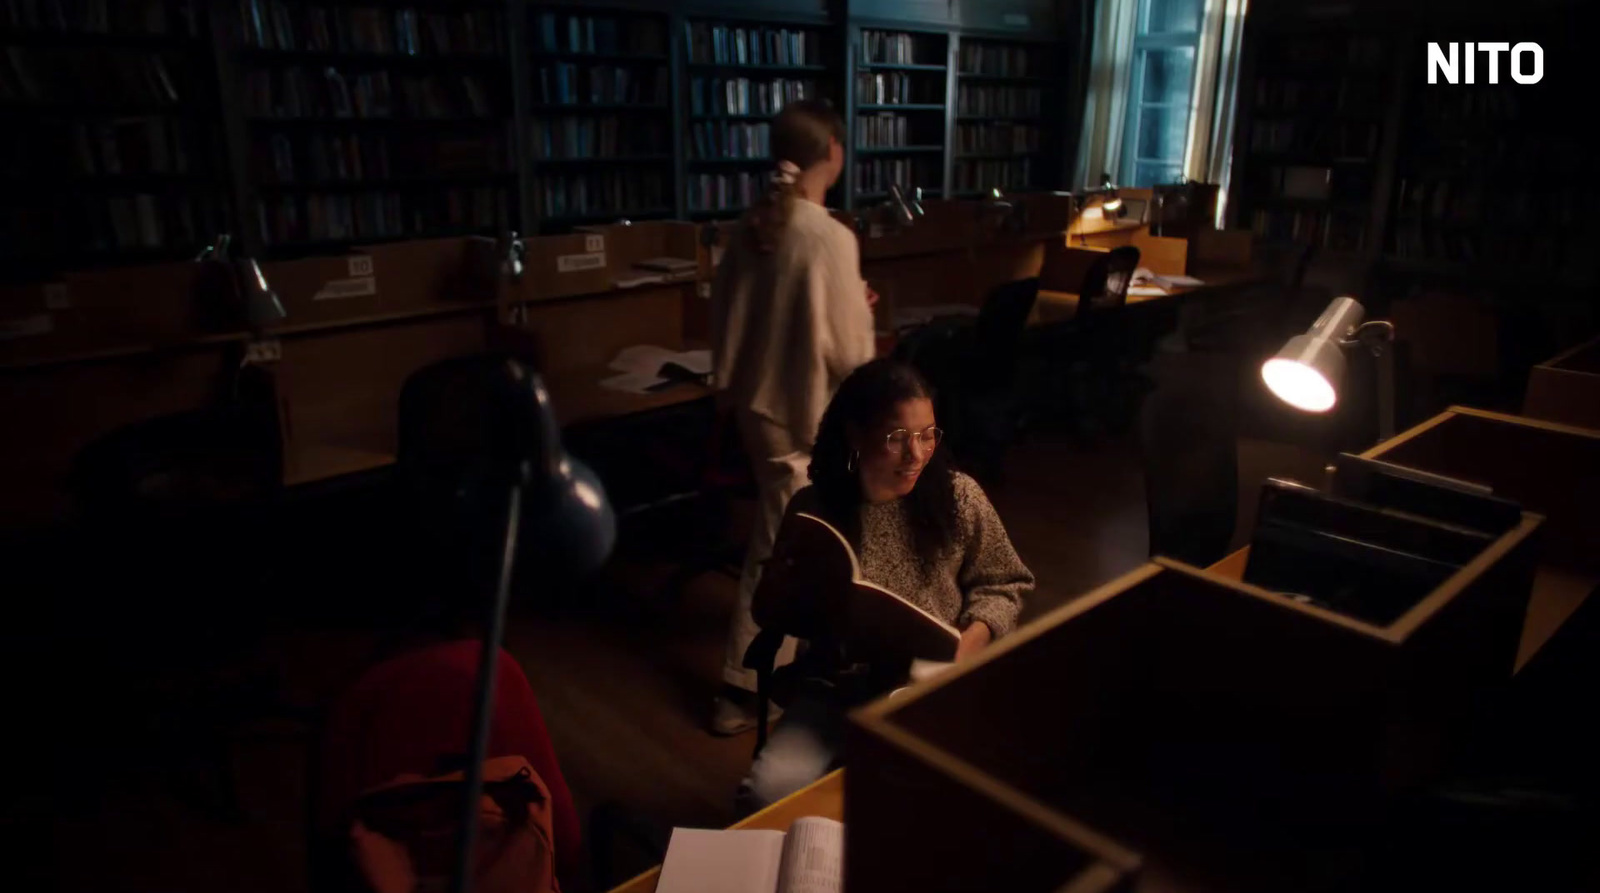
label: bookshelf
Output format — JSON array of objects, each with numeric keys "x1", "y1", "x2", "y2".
[
  {"x1": 852, "y1": 27, "x2": 947, "y2": 203},
  {"x1": 233, "y1": 0, "x2": 513, "y2": 254},
  {"x1": 2, "y1": 2, "x2": 1078, "y2": 270},
  {"x1": 682, "y1": 15, "x2": 829, "y2": 219},
  {"x1": 952, "y1": 36, "x2": 1050, "y2": 196},
  {"x1": 1382, "y1": 33, "x2": 1586, "y2": 286},
  {"x1": 1231, "y1": 21, "x2": 1396, "y2": 259},
  {"x1": 528, "y1": 5, "x2": 672, "y2": 230},
  {"x1": 0, "y1": 0, "x2": 229, "y2": 276}
]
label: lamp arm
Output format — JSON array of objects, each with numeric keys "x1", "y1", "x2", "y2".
[
  {"x1": 1339, "y1": 319, "x2": 1397, "y2": 440},
  {"x1": 1341, "y1": 320, "x2": 1395, "y2": 354},
  {"x1": 450, "y1": 482, "x2": 523, "y2": 893}
]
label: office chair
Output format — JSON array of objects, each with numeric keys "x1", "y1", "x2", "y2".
[
  {"x1": 895, "y1": 278, "x2": 1040, "y2": 480},
  {"x1": 1138, "y1": 350, "x2": 1240, "y2": 568},
  {"x1": 310, "y1": 639, "x2": 582, "y2": 892},
  {"x1": 1040, "y1": 245, "x2": 1143, "y2": 433},
  {"x1": 66, "y1": 362, "x2": 289, "y2": 821}
]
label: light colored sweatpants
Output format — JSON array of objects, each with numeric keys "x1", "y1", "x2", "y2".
[{"x1": 722, "y1": 410, "x2": 806, "y2": 692}]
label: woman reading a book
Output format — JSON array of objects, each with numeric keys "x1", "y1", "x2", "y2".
[
  {"x1": 709, "y1": 99, "x2": 878, "y2": 736},
  {"x1": 741, "y1": 359, "x2": 1034, "y2": 808}
]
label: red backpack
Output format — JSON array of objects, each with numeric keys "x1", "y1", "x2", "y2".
[{"x1": 343, "y1": 756, "x2": 560, "y2": 893}]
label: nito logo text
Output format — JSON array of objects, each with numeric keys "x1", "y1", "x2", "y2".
[{"x1": 1427, "y1": 42, "x2": 1543, "y2": 84}]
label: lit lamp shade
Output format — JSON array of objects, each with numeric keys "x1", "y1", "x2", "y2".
[{"x1": 1260, "y1": 296, "x2": 1365, "y2": 413}]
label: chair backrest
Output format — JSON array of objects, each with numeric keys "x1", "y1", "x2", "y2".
[
  {"x1": 1076, "y1": 245, "x2": 1141, "y2": 323},
  {"x1": 1139, "y1": 351, "x2": 1240, "y2": 568},
  {"x1": 313, "y1": 640, "x2": 580, "y2": 891},
  {"x1": 69, "y1": 363, "x2": 282, "y2": 519},
  {"x1": 973, "y1": 277, "x2": 1040, "y2": 362}
]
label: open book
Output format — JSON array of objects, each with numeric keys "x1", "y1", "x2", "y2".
[
  {"x1": 759, "y1": 512, "x2": 961, "y2": 662},
  {"x1": 656, "y1": 817, "x2": 842, "y2": 893}
]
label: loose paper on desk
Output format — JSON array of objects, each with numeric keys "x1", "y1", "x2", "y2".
[
  {"x1": 602, "y1": 345, "x2": 712, "y2": 394},
  {"x1": 1128, "y1": 286, "x2": 1169, "y2": 297},
  {"x1": 609, "y1": 345, "x2": 712, "y2": 377},
  {"x1": 600, "y1": 370, "x2": 666, "y2": 394},
  {"x1": 656, "y1": 818, "x2": 843, "y2": 893}
]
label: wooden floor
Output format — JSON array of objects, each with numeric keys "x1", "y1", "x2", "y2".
[{"x1": 26, "y1": 431, "x2": 1328, "y2": 893}]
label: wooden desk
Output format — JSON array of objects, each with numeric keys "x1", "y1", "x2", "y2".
[
  {"x1": 1523, "y1": 334, "x2": 1600, "y2": 430},
  {"x1": 607, "y1": 770, "x2": 845, "y2": 893},
  {"x1": 1033, "y1": 265, "x2": 1263, "y2": 325},
  {"x1": 543, "y1": 366, "x2": 713, "y2": 429}
]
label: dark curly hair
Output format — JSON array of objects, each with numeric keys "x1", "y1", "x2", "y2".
[{"x1": 808, "y1": 359, "x2": 959, "y2": 566}]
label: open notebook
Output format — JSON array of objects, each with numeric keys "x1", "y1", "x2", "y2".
[
  {"x1": 759, "y1": 512, "x2": 961, "y2": 662},
  {"x1": 656, "y1": 817, "x2": 843, "y2": 893}
]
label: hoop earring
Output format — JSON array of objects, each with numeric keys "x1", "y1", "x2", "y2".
[{"x1": 846, "y1": 451, "x2": 858, "y2": 473}]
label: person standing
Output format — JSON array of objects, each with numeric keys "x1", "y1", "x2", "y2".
[{"x1": 708, "y1": 99, "x2": 877, "y2": 734}]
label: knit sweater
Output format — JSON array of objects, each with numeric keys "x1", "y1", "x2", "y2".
[
  {"x1": 786, "y1": 471, "x2": 1032, "y2": 640},
  {"x1": 709, "y1": 199, "x2": 875, "y2": 445}
]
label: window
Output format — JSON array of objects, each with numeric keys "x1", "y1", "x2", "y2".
[{"x1": 1120, "y1": 0, "x2": 1203, "y2": 187}]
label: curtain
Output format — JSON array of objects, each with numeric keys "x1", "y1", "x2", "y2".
[
  {"x1": 1073, "y1": 0, "x2": 1138, "y2": 192},
  {"x1": 1186, "y1": 0, "x2": 1251, "y2": 225}
]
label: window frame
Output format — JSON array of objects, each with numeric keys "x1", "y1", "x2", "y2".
[{"x1": 1119, "y1": 0, "x2": 1204, "y2": 188}]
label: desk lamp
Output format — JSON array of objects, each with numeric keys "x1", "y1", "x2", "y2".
[
  {"x1": 887, "y1": 183, "x2": 924, "y2": 225},
  {"x1": 1098, "y1": 173, "x2": 1123, "y2": 215},
  {"x1": 433, "y1": 358, "x2": 616, "y2": 893},
  {"x1": 1261, "y1": 295, "x2": 1397, "y2": 439},
  {"x1": 979, "y1": 186, "x2": 1022, "y2": 231},
  {"x1": 195, "y1": 233, "x2": 286, "y2": 330}
]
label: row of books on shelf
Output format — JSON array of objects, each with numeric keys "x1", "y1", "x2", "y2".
[
  {"x1": 1, "y1": 0, "x2": 195, "y2": 36},
  {"x1": 535, "y1": 62, "x2": 665, "y2": 108},
  {"x1": 1250, "y1": 163, "x2": 1372, "y2": 203},
  {"x1": 857, "y1": 114, "x2": 910, "y2": 149},
  {"x1": 1401, "y1": 178, "x2": 1580, "y2": 231},
  {"x1": 1251, "y1": 208, "x2": 1368, "y2": 252},
  {"x1": 953, "y1": 158, "x2": 1033, "y2": 193},
  {"x1": 4, "y1": 117, "x2": 203, "y2": 176},
  {"x1": 2, "y1": 192, "x2": 225, "y2": 256},
  {"x1": 860, "y1": 30, "x2": 938, "y2": 67},
  {"x1": 958, "y1": 43, "x2": 1040, "y2": 78},
  {"x1": 855, "y1": 71, "x2": 942, "y2": 107},
  {"x1": 957, "y1": 85, "x2": 1041, "y2": 118},
  {"x1": 535, "y1": 12, "x2": 664, "y2": 58},
  {"x1": 956, "y1": 123, "x2": 1040, "y2": 155},
  {"x1": 684, "y1": 22, "x2": 818, "y2": 68},
  {"x1": 690, "y1": 76, "x2": 812, "y2": 118},
  {"x1": 855, "y1": 157, "x2": 937, "y2": 196},
  {"x1": 690, "y1": 120, "x2": 767, "y2": 161},
  {"x1": 244, "y1": 67, "x2": 496, "y2": 119},
  {"x1": 1250, "y1": 119, "x2": 1378, "y2": 159},
  {"x1": 236, "y1": 2, "x2": 501, "y2": 57},
  {"x1": 1264, "y1": 35, "x2": 1385, "y2": 71},
  {"x1": 1412, "y1": 87, "x2": 1521, "y2": 124},
  {"x1": 2, "y1": 47, "x2": 183, "y2": 104},
  {"x1": 534, "y1": 171, "x2": 666, "y2": 220},
  {"x1": 255, "y1": 188, "x2": 503, "y2": 246},
  {"x1": 687, "y1": 172, "x2": 761, "y2": 213},
  {"x1": 1387, "y1": 228, "x2": 1573, "y2": 270},
  {"x1": 533, "y1": 117, "x2": 665, "y2": 161},
  {"x1": 1253, "y1": 77, "x2": 1385, "y2": 116},
  {"x1": 254, "y1": 132, "x2": 505, "y2": 184}
]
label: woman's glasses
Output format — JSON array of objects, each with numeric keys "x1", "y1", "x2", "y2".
[{"x1": 884, "y1": 426, "x2": 943, "y2": 456}]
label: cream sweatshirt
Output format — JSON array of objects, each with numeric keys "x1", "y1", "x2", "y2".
[{"x1": 710, "y1": 199, "x2": 875, "y2": 446}]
